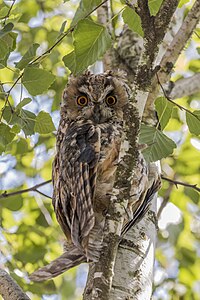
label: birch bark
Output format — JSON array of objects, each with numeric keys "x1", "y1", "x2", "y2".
[{"x1": 84, "y1": 1, "x2": 200, "y2": 299}]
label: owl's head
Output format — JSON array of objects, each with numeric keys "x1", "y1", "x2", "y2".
[{"x1": 62, "y1": 71, "x2": 130, "y2": 123}]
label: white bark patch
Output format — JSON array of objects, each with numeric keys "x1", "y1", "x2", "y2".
[
  {"x1": 94, "y1": 272, "x2": 103, "y2": 279},
  {"x1": 108, "y1": 219, "x2": 123, "y2": 235},
  {"x1": 110, "y1": 197, "x2": 157, "y2": 300},
  {"x1": 135, "y1": 90, "x2": 149, "y2": 118},
  {"x1": 119, "y1": 140, "x2": 129, "y2": 160},
  {"x1": 111, "y1": 189, "x2": 120, "y2": 196}
]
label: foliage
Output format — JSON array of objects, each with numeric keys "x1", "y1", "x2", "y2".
[{"x1": 0, "y1": 0, "x2": 200, "y2": 299}]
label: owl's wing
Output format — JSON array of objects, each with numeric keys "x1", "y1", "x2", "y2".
[{"x1": 53, "y1": 121, "x2": 100, "y2": 251}]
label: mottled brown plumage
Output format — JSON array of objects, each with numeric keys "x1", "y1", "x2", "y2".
[
  {"x1": 53, "y1": 70, "x2": 129, "y2": 256},
  {"x1": 30, "y1": 71, "x2": 160, "y2": 282}
]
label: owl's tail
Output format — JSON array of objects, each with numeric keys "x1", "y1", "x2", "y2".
[{"x1": 29, "y1": 246, "x2": 86, "y2": 282}]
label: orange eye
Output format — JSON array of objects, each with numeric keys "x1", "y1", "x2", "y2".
[
  {"x1": 106, "y1": 95, "x2": 117, "y2": 106},
  {"x1": 77, "y1": 95, "x2": 88, "y2": 106}
]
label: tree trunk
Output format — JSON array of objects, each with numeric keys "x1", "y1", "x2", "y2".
[{"x1": 83, "y1": 0, "x2": 200, "y2": 299}]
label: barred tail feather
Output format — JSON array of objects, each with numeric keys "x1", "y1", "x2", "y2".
[{"x1": 29, "y1": 247, "x2": 86, "y2": 282}]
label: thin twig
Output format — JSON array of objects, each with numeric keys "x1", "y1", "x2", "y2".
[
  {"x1": 0, "y1": 74, "x2": 23, "y2": 121},
  {"x1": 34, "y1": 189, "x2": 52, "y2": 199},
  {"x1": 194, "y1": 30, "x2": 200, "y2": 39},
  {"x1": 0, "y1": 179, "x2": 52, "y2": 199},
  {"x1": 161, "y1": 175, "x2": 200, "y2": 193},
  {"x1": 156, "y1": 72, "x2": 200, "y2": 119},
  {"x1": 0, "y1": 0, "x2": 16, "y2": 25},
  {"x1": 0, "y1": 84, "x2": 13, "y2": 122},
  {"x1": 158, "y1": 174, "x2": 200, "y2": 218}
]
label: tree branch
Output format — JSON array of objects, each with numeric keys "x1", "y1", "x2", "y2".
[
  {"x1": 136, "y1": 0, "x2": 156, "y2": 66},
  {"x1": 134, "y1": 0, "x2": 179, "y2": 120},
  {"x1": 160, "y1": 0, "x2": 200, "y2": 77},
  {"x1": 156, "y1": 72, "x2": 200, "y2": 119},
  {"x1": 169, "y1": 73, "x2": 200, "y2": 99},
  {"x1": 158, "y1": 175, "x2": 200, "y2": 218},
  {"x1": 161, "y1": 175, "x2": 200, "y2": 193},
  {"x1": 0, "y1": 179, "x2": 52, "y2": 199},
  {"x1": 145, "y1": 0, "x2": 200, "y2": 112},
  {"x1": 154, "y1": 0, "x2": 179, "y2": 43},
  {"x1": 0, "y1": 269, "x2": 30, "y2": 300}
]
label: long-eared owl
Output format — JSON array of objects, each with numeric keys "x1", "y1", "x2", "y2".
[
  {"x1": 53, "y1": 70, "x2": 129, "y2": 256},
  {"x1": 30, "y1": 70, "x2": 160, "y2": 281}
]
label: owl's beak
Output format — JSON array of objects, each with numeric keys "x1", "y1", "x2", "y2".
[{"x1": 93, "y1": 103, "x2": 101, "y2": 123}]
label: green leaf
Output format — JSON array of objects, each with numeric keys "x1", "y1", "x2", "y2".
[
  {"x1": 178, "y1": 0, "x2": 190, "y2": 8},
  {"x1": 155, "y1": 97, "x2": 174, "y2": 130},
  {"x1": 34, "y1": 111, "x2": 56, "y2": 134},
  {"x1": 148, "y1": 0, "x2": 163, "y2": 16},
  {"x1": 122, "y1": 6, "x2": 144, "y2": 37},
  {"x1": 71, "y1": 0, "x2": 101, "y2": 27},
  {"x1": 59, "y1": 20, "x2": 67, "y2": 33},
  {"x1": 2, "y1": 106, "x2": 14, "y2": 123},
  {"x1": 0, "y1": 32, "x2": 17, "y2": 69},
  {"x1": 63, "y1": 51, "x2": 76, "y2": 73},
  {"x1": 0, "y1": 123, "x2": 15, "y2": 147},
  {"x1": 179, "y1": 247, "x2": 196, "y2": 266},
  {"x1": 22, "y1": 67, "x2": 55, "y2": 96},
  {"x1": 16, "y1": 138, "x2": 29, "y2": 154},
  {"x1": 139, "y1": 124, "x2": 176, "y2": 162},
  {"x1": 0, "y1": 7, "x2": 9, "y2": 18},
  {"x1": 36, "y1": 212, "x2": 49, "y2": 227},
  {"x1": 73, "y1": 18, "x2": 111, "y2": 74},
  {"x1": 184, "y1": 187, "x2": 199, "y2": 204},
  {"x1": 0, "y1": 92, "x2": 7, "y2": 99},
  {"x1": 15, "y1": 43, "x2": 39, "y2": 70},
  {"x1": 0, "y1": 23, "x2": 14, "y2": 38},
  {"x1": 16, "y1": 97, "x2": 32, "y2": 110},
  {"x1": 15, "y1": 244, "x2": 46, "y2": 263},
  {"x1": 186, "y1": 110, "x2": 200, "y2": 135},
  {"x1": 0, "y1": 194, "x2": 23, "y2": 211},
  {"x1": 10, "y1": 124, "x2": 21, "y2": 134},
  {"x1": 20, "y1": 109, "x2": 36, "y2": 135},
  {"x1": 4, "y1": 32, "x2": 17, "y2": 51},
  {"x1": 3, "y1": 106, "x2": 36, "y2": 136},
  {"x1": 0, "y1": 38, "x2": 9, "y2": 59}
]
